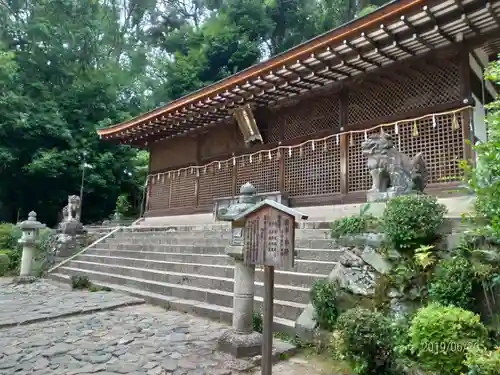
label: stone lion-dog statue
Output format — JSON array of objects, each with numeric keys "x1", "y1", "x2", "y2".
[
  {"x1": 62, "y1": 195, "x2": 81, "y2": 222},
  {"x1": 361, "y1": 132, "x2": 428, "y2": 199}
]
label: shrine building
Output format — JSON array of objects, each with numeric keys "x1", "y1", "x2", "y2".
[{"x1": 97, "y1": 0, "x2": 500, "y2": 222}]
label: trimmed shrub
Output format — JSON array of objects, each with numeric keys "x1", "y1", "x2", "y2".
[
  {"x1": 336, "y1": 307, "x2": 397, "y2": 374},
  {"x1": 381, "y1": 195, "x2": 446, "y2": 251},
  {"x1": 428, "y1": 256, "x2": 476, "y2": 310},
  {"x1": 310, "y1": 279, "x2": 339, "y2": 331},
  {"x1": 408, "y1": 303, "x2": 488, "y2": 374},
  {"x1": 464, "y1": 345, "x2": 500, "y2": 375},
  {"x1": 71, "y1": 275, "x2": 91, "y2": 290}
]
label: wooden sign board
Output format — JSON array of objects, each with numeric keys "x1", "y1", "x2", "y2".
[{"x1": 243, "y1": 206, "x2": 295, "y2": 269}]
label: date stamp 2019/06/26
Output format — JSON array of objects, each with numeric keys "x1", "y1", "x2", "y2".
[{"x1": 421, "y1": 341, "x2": 481, "y2": 354}]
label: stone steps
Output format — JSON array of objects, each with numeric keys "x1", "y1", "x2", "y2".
[
  {"x1": 103, "y1": 238, "x2": 336, "y2": 249},
  {"x1": 50, "y1": 225, "x2": 338, "y2": 334},
  {"x1": 76, "y1": 252, "x2": 337, "y2": 275},
  {"x1": 50, "y1": 272, "x2": 297, "y2": 334}
]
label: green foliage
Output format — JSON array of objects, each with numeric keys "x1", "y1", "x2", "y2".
[
  {"x1": 252, "y1": 311, "x2": 263, "y2": 333},
  {"x1": 462, "y1": 56, "x2": 500, "y2": 238},
  {"x1": 0, "y1": 223, "x2": 21, "y2": 250},
  {"x1": 115, "y1": 194, "x2": 132, "y2": 218},
  {"x1": 0, "y1": 253, "x2": 9, "y2": 276},
  {"x1": 71, "y1": 275, "x2": 91, "y2": 290},
  {"x1": 381, "y1": 195, "x2": 447, "y2": 251},
  {"x1": 336, "y1": 307, "x2": 397, "y2": 375},
  {"x1": 329, "y1": 203, "x2": 378, "y2": 238},
  {"x1": 427, "y1": 256, "x2": 476, "y2": 310},
  {"x1": 465, "y1": 345, "x2": 500, "y2": 375},
  {"x1": 310, "y1": 279, "x2": 339, "y2": 331},
  {"x1": 408, "y1": 303, "x2": 488, "y2": 374}
]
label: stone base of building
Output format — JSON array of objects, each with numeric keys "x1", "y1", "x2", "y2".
[{"x1": 217, "y1": 330, "x2": 262, "y2": 358}]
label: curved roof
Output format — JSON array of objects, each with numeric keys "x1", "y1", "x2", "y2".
[{"x1": 97, "y1": 0, "x2": 500, "y2": 144}]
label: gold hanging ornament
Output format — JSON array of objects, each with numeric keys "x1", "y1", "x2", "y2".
[
  {"x1": 299, "y1": 145, "x2": 304, "y2": 157},
  {"x1": 336, "y1": 134, "x2": 339, "y2": 145},
  {"x1": 324, "y1": 139, "x2": 328, "y2": 151},
  {"x1": 218, "y1": 162, "x2": 221, "y2": 170},
  {"x1": 311, "y1": 140, "x2": 315, "y2": 151},
  {"x1": 277, "y1": 148, "x2": 281, "y2": 159},
  {"x1": 268, "y1": 150, "x2": 272, "y2": 160},
  {"x1": 258, "y1": 152, "x2": 262, "y2": 163},
  {"x1": 452, "y1": 113, "x2": 459, "y2": 131},
  {"x1": 364, "y1": 131, "x2": 368, "y2": 140},
  {"x1": 349, "y1": 133, "x2": 354, "y2": 146},
  {"x1": 432, "y1": 114, "x2": 437, "y2": 128},
  {"x1": 232, "y1": 157, "x2": 236, "y2": 166},
  {"x1": 168, "y1": 171, "x2": 171, "y2": 179},
  {"x1": 249, "y1": 154, "x2": 253, "y2": 163},
  {"x1": 196, "y1": 169, "x2": 200, "y2": 177},
  {"x1": 394, "y1": 123, "x2": 399, "y2": 135},
  {"x1": 412, "y1": 120, "x2": 419, "y2": 136},
  {"x1": 288, "y1": 147, "x2": 292, "y2": 157},
  {"x1": 203, "y1": 166, "x2": 207, "y2": 174}
]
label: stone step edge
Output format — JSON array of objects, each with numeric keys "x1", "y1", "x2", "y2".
[
  {"x1": 68, "y1": 259, "x2": 328, "y2": 278},
  {"x1": 82, "y1": 252, "x2": 339, "y2": 266},
  {"x1": 94, "y1": 245, "x2": 341, "y2": 252},
  {"x1": 56, "y1": 265, "x2": 311, "y2": 302},
  {"x1": 129, "y1": 221, "x2": 333, "y2": 230},
  {"x1": 50, "y1": 273, "x2": 297, "y2": 333}
]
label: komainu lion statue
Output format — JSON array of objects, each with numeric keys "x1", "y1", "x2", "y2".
[
  {"x1": 62, "y1": 195, "x2": 81, "y2": 222},
  {"x1": 361, "y1": 132, "x2": 428, "y2": 199}
]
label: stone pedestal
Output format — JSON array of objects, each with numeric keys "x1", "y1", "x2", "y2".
[
  {"x1": 19, "y1": 245, "x2": 35, "y2": 277},
  {"x1": 217, "y1": 246, "x2": 262, "y2": 358}
]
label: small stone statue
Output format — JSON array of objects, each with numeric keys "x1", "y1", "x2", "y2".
[
  {"x1": 58, "y1": 195, "x2": 84, "y2": 236},
  {"x1": 62, "y1": 195, "x2": 81, "y2": 222},
  {"x1": 361, "y1": 132, "x2": 428, "y2": 201}
]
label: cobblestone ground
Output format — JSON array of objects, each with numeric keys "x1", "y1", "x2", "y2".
[{"x1": 0, "y1": 279, "x2": 325, "y2": 375}]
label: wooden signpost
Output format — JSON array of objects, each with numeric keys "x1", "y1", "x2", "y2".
[{"x1": 234, "y1": 200, "x2": 308, "y2": 375}]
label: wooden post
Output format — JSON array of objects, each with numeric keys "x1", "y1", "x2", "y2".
[
  {"x1": 262, "y1": 265, "x2": 274, "y2": 375},
  {"x1": 237, "y1": 200, "x2": 307, "y2": 375},
  {"x1": 339, "y1": 87, "x2": 349, "y2": 198}
]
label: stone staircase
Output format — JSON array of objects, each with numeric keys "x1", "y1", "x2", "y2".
[{"x1": 50, "y1": 222, "x2": 340, "y2": 332}]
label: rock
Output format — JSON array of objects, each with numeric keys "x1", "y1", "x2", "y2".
[
  {"x1": 33, "y1": 357, "x2": 50, "y2": 370},
  {"x1": 163, "y1": 359, "x2": 179, "y2": 371},
  {"x1": 329, "y1": 263, "x2": 376, "y2": 296},
  {"x1": 361, "y1": 246, "x2": 392, "y2": 274},
  {"x1": 339, "y1": 250, "x2": 364, "y2": 267},
  {"x1": 42, "y1": 343, "x2": 74, "y2": 357}
]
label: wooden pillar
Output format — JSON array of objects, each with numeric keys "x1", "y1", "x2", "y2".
[
  {"x1": 232, "y1": 154, "x2": 238, "y2": 196},
  {"x1": 279, "y1": 117, "x2": 286, "y2": 194},
  {"x1": 195, "y1": 135, "x2": 201, "y2": 207},
  {"x1": 339, "y1": 87, "x2": 349, "y2": 198},
  {"x1": 459, "y1": 44, "x2": 474, "y2": 165}
]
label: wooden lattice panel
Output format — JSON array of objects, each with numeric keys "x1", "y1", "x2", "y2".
[
  {"x1": 236, "y1": 152, "x2": 279, "y2": 193},
  {"x1": 169, "y1": 171, "x2": 197, "y2": 209},
  {"x1": 148, "y1": 176, "x2": 171, "y2": 211},
  {"x1": 265, "y1": 93, "x2": 340, "y2": 142},
  {"x1": 347, "y1": 112, "x2": 465, "y2": 192},
  {"x1": 197, "y1": 164, "x2": 234, "y2": 206},
  {"x1": 284, "y1": 138, "x2": 341, "y2": 197},
  {"x1": 347, "y1": 56, "x2": 460, "y2": 125}
]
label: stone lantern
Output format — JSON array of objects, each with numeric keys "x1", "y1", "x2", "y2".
[
  {"x1": 217, "y1": 182, "x2": 262, "y2": 358},
  {"x1": 17, "y1": 211, "x2": 46, "y2": 279}
]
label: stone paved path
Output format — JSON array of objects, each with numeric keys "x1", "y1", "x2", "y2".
[{"x1": 0, "y1": 279, "x2": 325, "y2": 375}]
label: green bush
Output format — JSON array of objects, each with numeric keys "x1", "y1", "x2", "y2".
[
  {"x1": 336, "y1": 307, "x2": 397, "y2": 374},
  {"x1": 71, "y1": 275, "x2": 91, "y2": 289},
  {"x1": 381, "y1": 195, "x2": 446, "y2": 251},
  {"x1": 330, "y1": 214, "x2": 378, "y2": 238},
  {"x1": 408, "y1": 303, "x2": 488, "y2": 374},
  {"x1": 115, "y1": 193, "x2": 131, "y2": 218},
  {"x1": 428, "y1": 256, "x2": 476, "y2": 310},
  {"x1": 310, "y1": 279, "x2": 339, "y2": 331},
  {"x1": 0, "y1": 253, "x2": 9, "y2": 276},
  {"x1": 252, "y1": 311, "x2": 263, "y2": 333},
  {"x1": 464, "y1": 345, "x2": 500, "y2": 375},
  {"x1": 0, "y1": 223, "x2": 21, "y2": 251}
]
